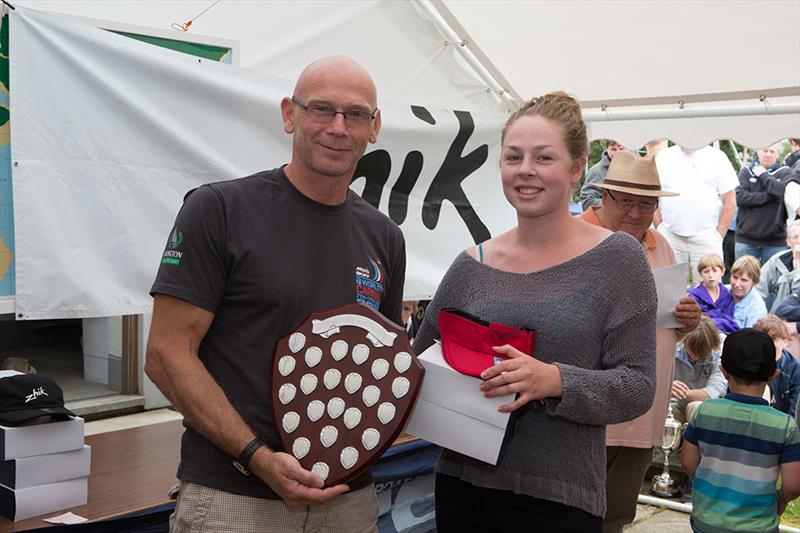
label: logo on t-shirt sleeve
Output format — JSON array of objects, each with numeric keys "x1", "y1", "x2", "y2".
[
  {"x1": 355, "y1": 257, "x2": 385, "y2": 310},
  {"x1": 161, "y1": 227, "x2": 184, "y2": 265}
]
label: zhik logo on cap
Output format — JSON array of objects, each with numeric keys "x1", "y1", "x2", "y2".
[{"x1": 0, "y1": 371, "x2": 75, "y2": 426}]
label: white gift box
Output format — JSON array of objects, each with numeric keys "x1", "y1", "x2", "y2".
[
  {"x1": 0, "y1": 476, "x2": 88, "y2": 521},
  {"x1": 0, "y1": 445, "x2": 91, "y2": 488},
  {"x1": 404, "y1": 343, "x2": 513, "y2": 465},
  {"x1": 0, "y1": 417, "x2": 84, "y2": 460}
]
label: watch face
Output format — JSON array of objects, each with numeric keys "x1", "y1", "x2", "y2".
[{"x1": 272, "y1": 302, "x2": 424, "y2": 487}]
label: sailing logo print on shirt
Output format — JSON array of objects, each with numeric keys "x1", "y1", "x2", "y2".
[
  {"x1": 355, "y1": 257, "x2": 385, "y2": 310},
  {"x1": 161, "y1": 227, "x2": 184, "y2": 265}
]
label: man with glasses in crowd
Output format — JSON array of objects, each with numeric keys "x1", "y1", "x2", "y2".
[
  {"x1": 145, "y1": 56, "x2": 406, "y2": 532},
  {"x1": 580, "y1": 151, "x2": 701, "y2": 533}
]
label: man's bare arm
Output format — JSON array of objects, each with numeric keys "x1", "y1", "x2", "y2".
[
  {"x1": 145, "y1": 294, "x2": 348, "y2": 505},
  {"x1": 145, "y1": 294, "x2": 257, "y2": 458},
  {"x1": 716, "y1": 190, "x2": 736, "y2": 237}
]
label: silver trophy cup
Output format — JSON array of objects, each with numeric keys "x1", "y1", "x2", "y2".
[{"x1": 650, "y1": 404, "x2": 686, "y2": 497}]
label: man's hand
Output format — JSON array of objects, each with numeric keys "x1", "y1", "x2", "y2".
[
  {"x1": 479, "y1": 345, "x2": 563, "y2": 413},
  {"x1": 675, "y1": 296, "x2": 701, "y2": 334},
  {"x1": 251, "y1": 448, "x2": 349, "y2": 506},
  {"x1": 671, "y1": 380, "x2": 689, "y2": 400},
  {"x1": 753, "y1": 165, "x2": 767, "y2": 177}
]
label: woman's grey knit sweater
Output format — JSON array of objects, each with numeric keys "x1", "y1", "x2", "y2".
[{"x1": 414, "y1": 232, "x2": 657, "y2": 517}]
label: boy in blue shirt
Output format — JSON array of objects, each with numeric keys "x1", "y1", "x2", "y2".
[{"x1": 681, "y1": 328, "x2": 800, "y2": 532}]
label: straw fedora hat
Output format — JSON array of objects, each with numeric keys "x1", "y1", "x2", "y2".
[{"x1": 593, "y1": 151, "x2": 678, "y2": 197}]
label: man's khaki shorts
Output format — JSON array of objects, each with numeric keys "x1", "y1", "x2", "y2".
[{"x1": 169, "y1": 481, "x2": 379, "y2": 533}]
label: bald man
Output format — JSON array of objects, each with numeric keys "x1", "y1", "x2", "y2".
[{"x1": 145, "y1": 56, "x2": 405, "y2": 532}]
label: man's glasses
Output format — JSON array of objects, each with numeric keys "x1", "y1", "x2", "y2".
[
  {"x1": 606, "y1": 189, "x2": 658, "y2": 213},
  {"x1": 292, "y1": 97, "x2": 377, "y2": 127}
]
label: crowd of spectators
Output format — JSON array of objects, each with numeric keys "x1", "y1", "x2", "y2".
[{"x1": 579, "y1": 137, "x2": 800, "y2": 426}]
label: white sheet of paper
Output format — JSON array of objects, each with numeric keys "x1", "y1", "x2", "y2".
[
  {"x1": 44, "y1": 511, "x2": 88, "y2": 525},
  {"x1": 654, "y1": 262, "x2": 689, "y2": 329}
]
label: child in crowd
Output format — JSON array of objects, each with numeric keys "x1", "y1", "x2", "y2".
[
  {"x1": 755, "y1": 315, "x2": 800, "y2": 419},
  {"x1": 671, "y1": 316, "x2": 727, "y2": 424},
  {"x1": 681, "y1": 328, "x2": 800, "y2": 533},
  {"x1": 728, "y1": 255, "x2": 768, "y2": 328},
  {"x1": 689, "y1": 254, "x2": 739, "y2": 334}
]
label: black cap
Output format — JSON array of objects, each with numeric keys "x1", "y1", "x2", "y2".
[
  {"x1": 0, "y1": 373, "x2": 75, "y2": 426},
  {"x1": 721, "y1": 328, "x2": 777, "y2": 382}
]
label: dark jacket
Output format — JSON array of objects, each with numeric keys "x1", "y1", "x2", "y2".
[
  {"x1": 776, "y1": 169, "x2": 800, "y2": 226},
  {"x1": 775, "y1": 291, "x2": 800, "y2": 325},
  {"x1": 735, "y1": 163, "x2": 796, "y2": 246},
  {"x1": 785, "y1": 149, "x2": 800, "y2": 170},
  {"x1": 770, "y1": 350, "x2": 800, "y2": 418},
  {"x1": 579, "y1": 151, "x2": 612, "y2": 211}
]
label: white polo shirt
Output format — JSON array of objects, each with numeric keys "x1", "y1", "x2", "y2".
[{"x1": 656, "y1": 145, "x2": 738, "y2": 237}]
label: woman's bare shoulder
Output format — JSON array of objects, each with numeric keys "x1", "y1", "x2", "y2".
[
  {"x1": 577, "y1": 218, "x2": 613, "y2": 240},
  {"x1": 466, "y1": 230, "x2": 516, "y2": 261}
]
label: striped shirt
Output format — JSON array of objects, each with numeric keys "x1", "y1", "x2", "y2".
[{"x1": 684, "y1": 393, "x2": 800, "y2": 533}]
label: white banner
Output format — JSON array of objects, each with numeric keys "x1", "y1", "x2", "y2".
[{"x1": 9, "y1": 7, "x2": 514, "y2": 319}]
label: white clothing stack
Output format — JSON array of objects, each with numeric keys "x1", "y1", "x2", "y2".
[{"x1": 0, "y1": 417, "x2": 89, "y2": 521}]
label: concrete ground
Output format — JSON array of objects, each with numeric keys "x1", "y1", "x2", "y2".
[{"x1": 626, "y1": 504, "x2": 691, "y2": 532}]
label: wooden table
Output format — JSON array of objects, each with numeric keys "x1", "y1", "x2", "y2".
[
  {"x1": 0, "y1": 421, "x2": 420, "y2": 531},
  {"x1": 0, "y1": 420, "x2": 182, "y2": 532}
]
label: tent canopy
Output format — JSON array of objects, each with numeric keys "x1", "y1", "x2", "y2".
[
  {"x1": 3, "y1": 0, "x2": 800, "y2": 318},
  {"x1": 13, "y1": 0, "x2": 800, "y2": 148}
]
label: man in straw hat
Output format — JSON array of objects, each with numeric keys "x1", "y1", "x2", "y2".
[{"x1": 581, "y1": 150, "x2": 702, "y2": 533}]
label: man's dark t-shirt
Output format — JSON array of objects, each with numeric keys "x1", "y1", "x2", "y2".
[{"x1": 150, "y1": 167, "x2": 406, "y2": 498}]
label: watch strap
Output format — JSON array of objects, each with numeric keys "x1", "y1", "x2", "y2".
[{"x1": 233, "y1": 437, "x2": 265, "y2": 476}]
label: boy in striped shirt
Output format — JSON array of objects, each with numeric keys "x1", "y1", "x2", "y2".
[{"x1": 681, "y1": 328, "x2": 800, "y2": 533}]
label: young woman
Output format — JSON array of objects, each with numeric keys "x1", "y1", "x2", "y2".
[
  {"x1": 413, "y1": 93, "x2": 658, "y2": 532},
  {"x1": 728, "y1": 255, "x2": 767, "y2": 328}
]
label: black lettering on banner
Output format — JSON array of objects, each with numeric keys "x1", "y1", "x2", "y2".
[
  {"x1": 389, "y1": 151, "x2": 423, "y2": 225},
  {"x1": 353, "y1": 150, "x2": 391, "y2": 210},
  {"x1": 352, "y1": 106, "x2": 490, "y2": 244},
  {"x1": 421, "y1": 109, "x2": 490, "y2": 244},
  {"x1": 411, "y1": 105, "x2": 436, "y2": 125}
]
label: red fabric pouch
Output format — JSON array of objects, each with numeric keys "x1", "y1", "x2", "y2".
[{"x1": 438, "y1": 308, "x2": 537, "y2": 377}]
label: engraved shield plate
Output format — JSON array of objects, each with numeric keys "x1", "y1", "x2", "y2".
[{"x1": 272, "y1": 302, "x2": 424, "y2": 487}]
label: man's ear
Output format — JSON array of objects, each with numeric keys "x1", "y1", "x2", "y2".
[
  {"x1": 280, "y1": 97, "x2": 295, "y2": 134},
  {"x1": 369, "y1": 110, "x2": 382, "y2": 144}
]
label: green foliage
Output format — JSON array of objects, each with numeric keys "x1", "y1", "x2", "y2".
[
  {"x1": 783, "y1": 497, "x2": 799, "y2": 527},
  {"x1": 719, "y1": 140, "x2": 745, "y2": 171},
  {"x1": 588, "y1": 140, "x2": 606, "y2": 168}
]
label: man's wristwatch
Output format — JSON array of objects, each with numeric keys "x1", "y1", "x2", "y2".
[{"x1": 233, "y1": 437, "x2": 266, "y2": 476}]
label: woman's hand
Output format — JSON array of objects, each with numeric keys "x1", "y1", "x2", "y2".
[{"x1": 479, "y1": 344, "x2": 563, "y2": 412}]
